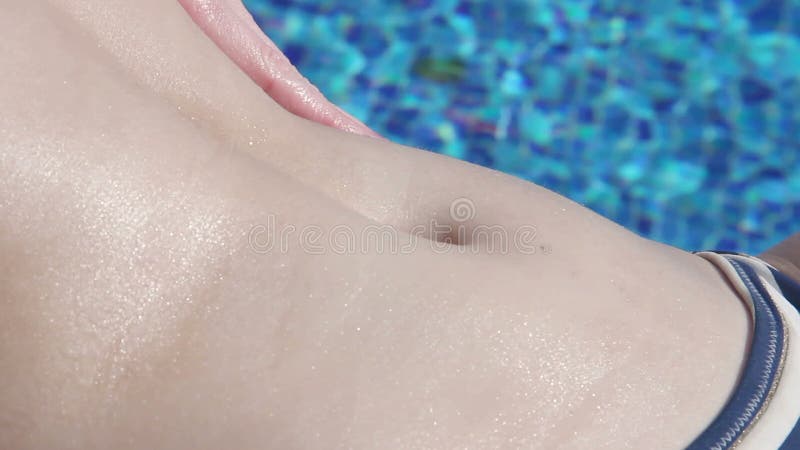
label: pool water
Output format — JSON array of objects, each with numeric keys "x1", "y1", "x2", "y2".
[{"x1": 243, "y1": 0, "x2": 800, "y2": 253}]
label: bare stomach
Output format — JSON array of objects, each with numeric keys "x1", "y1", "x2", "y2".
[{"x1": 0, "y1": 1, "x2": 749, "y2": 449}]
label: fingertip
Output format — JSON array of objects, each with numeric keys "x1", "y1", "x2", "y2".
[{"x1": 179, "y1": 0, "x2": 385, "y2": 139}]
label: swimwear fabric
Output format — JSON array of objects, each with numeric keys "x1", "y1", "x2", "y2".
[{"x1": 688, "y1": 252, "x2": 800, "y2": 450}]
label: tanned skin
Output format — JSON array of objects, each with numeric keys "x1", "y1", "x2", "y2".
[{"x1": 761, "y1": 232, "x2": 800, "y2": 284}]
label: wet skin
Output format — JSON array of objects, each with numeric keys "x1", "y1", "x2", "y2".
[{"x1": 0, "y1": 1, "x2": 755, "y2": 449}]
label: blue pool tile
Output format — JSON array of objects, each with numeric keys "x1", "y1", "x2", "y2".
[
  {"x1": 281, "y1": 42, "x2": 308, "y2": 65},
  {"x1": 345, "y1": 24, "x2": 389, "y2": 58},
  {"x1": 749, "y1": 0, "x2": 787, "y2": 33},
  {"x1": 739, "y1": 77, "x2": 775, "y2": 103}
]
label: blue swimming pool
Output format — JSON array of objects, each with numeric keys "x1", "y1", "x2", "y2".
[{"x1": 243, "y1": 0, "x2": 800, "y2": 253}]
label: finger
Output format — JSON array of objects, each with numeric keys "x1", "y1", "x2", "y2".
[{"x1": 177, "y1": 0, "x2": 382, "y2": 138}]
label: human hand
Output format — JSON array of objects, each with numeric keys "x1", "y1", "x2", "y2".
[{"x1": 178, "y1": 0, "x2": 382, "y2": 138}]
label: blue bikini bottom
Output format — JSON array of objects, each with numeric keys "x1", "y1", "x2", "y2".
[{"x1": 687, "y1": 251, "x2": 800, "y2": 450}]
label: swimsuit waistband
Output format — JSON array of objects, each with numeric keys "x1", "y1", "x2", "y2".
[{"x1": 688, "y1": 251, "x2": 800, "y2": 450}]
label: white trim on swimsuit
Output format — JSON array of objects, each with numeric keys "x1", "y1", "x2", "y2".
[{"x1": 691, "y1": 252, "x2": 800, "y2": 450}]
